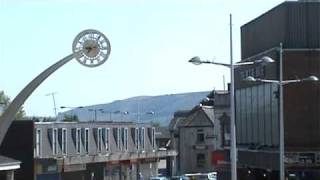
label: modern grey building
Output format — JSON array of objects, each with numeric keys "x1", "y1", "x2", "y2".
[
  {"x1": 0, "y1": 120, "x2": 176, "y2": 180},
  {"x1": 235, "y1": 1, "x2": 320, "y2": 179}
]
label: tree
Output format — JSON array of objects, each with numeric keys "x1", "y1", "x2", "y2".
[
  {"x1": 151, "y1": 121, "x2": 161, "y2": 127},
  {"x1": 0, "y1": 90, "x2": 26, "y2": 119},
  {"x1": 62, "y1": 114, "x2": 79, "y2": 122}
]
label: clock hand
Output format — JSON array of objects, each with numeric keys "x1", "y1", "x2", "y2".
[{"x1": 85, "y1": 46, "x2": 92, "y2": 54}]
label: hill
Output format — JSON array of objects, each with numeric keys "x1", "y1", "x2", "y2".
[{"x1": 58, "y1": 91, "x2": 210, "y2": 125}]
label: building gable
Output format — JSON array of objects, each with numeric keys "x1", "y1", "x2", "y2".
[{"x1": 185, "y1": 109, "x2": 213, "y2": 127}]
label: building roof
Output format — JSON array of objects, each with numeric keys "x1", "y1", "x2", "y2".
[
  {"x1": 155, "y1": 127, "x2": 170, "y2": 139},
  {"x1": 169, "y1": 90, "x2": 229, "y2": 130},
  {"x1": 0, "y1": 155, "x2": 21, "y2": 171},
  {"x1": 202, "y1": 106, "x2": 215, "y2": 123},
  {"x1": 184, "y1": 105, "x2": 214, "y2": 127},
  {"x1": 168, "y1": 116, "x2": 188, "y2": 131}
]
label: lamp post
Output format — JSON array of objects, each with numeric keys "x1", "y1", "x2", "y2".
[
  {"x1": 99, "y1": 110, "x2": 111, "y2": 121},
  {"x1": 60, "y1": 106, "x2": 83, "y2": 121},
  {"x1": 113, "y1": 110, "x2": 129, "y2": 121},
  {"x1": 145, "y1": 111, "x2": 155, "y2": 123},
  {"x1": 188, "y1": 13, "x2": 275, "y2": 180},
  {"x1": 88, "y1": 108, "x2": 104, "y2": 122},
  {"x1": 189, "y1": 56, "x2": 273, "y2": 180},
  {"x1": 244, "y1": 42, "x2": 319, "y2": 180},
  {"x1": 245, "y1": 74, "x2": 318, "y2": 180}
]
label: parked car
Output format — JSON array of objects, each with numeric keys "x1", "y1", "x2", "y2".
[
  {"x1": 184, "y1": 172, "x2": 217, "y2": 180},
  {"x1": 171, "y1": 175, "x2": 190, "y2": 180},
  {"x1": 150, "y1": 176, "x2": 169, "y2": 180}
]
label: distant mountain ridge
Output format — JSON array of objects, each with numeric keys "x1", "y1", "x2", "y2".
[{"x1": 58, "y1": 91, "x2": 211, "y2": 125}]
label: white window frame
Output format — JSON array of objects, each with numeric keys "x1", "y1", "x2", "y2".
[
  {"x1": 36, "y1": 128, "x2": 41, "y2": 157},
  {"x1": 76, "y1": 128, "x2": 81, "y2": 154},
  {"x1": 62, "y1": 128, "x2": 67, "y2": 155},
  {"x1": 85, "y1": 128, "x2": 89, "y2": 154},
  {"x1": 52, "y1": 128, "x2": 58, "y2": 155},
  {"x1": 105, "y1": 128, "x2": 110, "y2": 151},
  {"x1": 98, "y1": 128, "x2": 102, "y2": 153}
]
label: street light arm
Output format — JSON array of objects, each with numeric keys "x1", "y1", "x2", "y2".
[
  {"x1": 245, "y1": 76, "x2": 318, "y2": 85},
  {"x1": 61, "y1": 106, "x2": 84, "y2": 109},
  {"x1": 234, "y1": 61, "x2": 254, "y2": 66},
  {"x1": 0, "y1": 53, "x2": 75, "y2": 145},
  {"x1": 206, "y1": 61, "x2": 231, "y2": 68},
  {"x1": 189, "y1": 56, "x2": 231, "y2": 67},
  {"x1": 190, "y1": 56, "x2": 275, "y2": 68},
  {"x1": 281, "y1": 79, "x2": 302, "y2": 85},
  {"x1": 255, "y1": 78, "x2": 282, "y2": 85}
]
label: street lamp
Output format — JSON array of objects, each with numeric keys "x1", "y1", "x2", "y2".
[
  {"x1": 189, "y1": 14, "x2": 275, "y2": 180},
  {"x1": 244, "y1": 74, "x2": 318, "y2": 180},
  {"x1": 99, "y1": 110, "x2": 111, "y2": 121},
  {"x1": 145, "y1": 111, "x2": 156, "y2": 123},
  {"x1": 60, "y1": 106, "x2": 83, "y2": 121},
  {"x1": 189, "y1": 56, "x2": 273, "y2": 179},
  {"x1": 112, "y1": 110, "x2": 129, "y2": 121},
  {"x1": 88, "y1": 108, "x2": 104, "y2": 122},
  {"x1": 244, "y1": 75, "x2": 318, "y2": 85},
  {"x1": 60, "y1": 106, "x2": 84, "y2": 109},
  {"x1": 189, "y1": 55, "x2": 274, "y2": 67}
]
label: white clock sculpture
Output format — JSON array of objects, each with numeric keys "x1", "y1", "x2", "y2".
[
  {"x1": 0, "y1": 29, "x2": 111, "y2": 145},
  {"x1": 72, "y1": 29, "x2": 111, "y2": 67}
]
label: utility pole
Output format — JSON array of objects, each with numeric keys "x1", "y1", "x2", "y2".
[{"x1": 46, "y1": 92, "x2": 58, "y2": 117}]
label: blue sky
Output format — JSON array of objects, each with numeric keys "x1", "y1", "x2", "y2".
[{"x1": 0, "y1": 0, "x2": 283, "y2": 116}]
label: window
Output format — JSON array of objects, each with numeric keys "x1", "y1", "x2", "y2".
[
  {"x1": 124, "y1": 128, "x2": 128, "y2": 151},
  {"x1": 85, "y1": 128, "x2": 89, "y2": 154},
  {"x1": 36, "y1": 129, "x2": 41, "y2": 156},
  {"x1": 117, "y1": 128, "x2": 121, "y2": 150},
  {"x1": 223, "y1": 123, "x2": 231, "y2": 146},
  {"x1": 121, "y1": 128, "x2": 124, "y2": 151},
  {"x1": 196, "y1": 153, "x2": 206, "y2": 168},
  {"x1": 139, "y1": 127, "x2": 145, "y2": 150},
  {"x1": 62, "y1": 128, "x2": 67, "y2": 155},
  {"x1": 76, "y1": 128, "x2": 81, "y2": 154},
  {"x1": 135, "y1": 128, "x2": 139, "y2": 150},
  {"x1": 113, "y1": 127, "x2": 121, "y2": 150},
  {"x1": 97, "y1": 128, "x2": 102, "y2": 153},
  {"x1": 142, "y1": 128, "x2": 145, "y2": 150},
  {"x1": 53, "y1": 128, "x2": 58, "y2": 155},
  {"x1": 105, "y1": 128, "x2": 110, "y2": 151},
  {"x1": 196, "y1": 129, "x2": 205, "y2": 143},
  {"x1": 152, "y1": 127, "x2": 155, "y2": 149}
]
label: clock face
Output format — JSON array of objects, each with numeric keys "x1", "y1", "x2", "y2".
[{"x1": 72, "y1": 29, "x2": 111, "y2": 67}]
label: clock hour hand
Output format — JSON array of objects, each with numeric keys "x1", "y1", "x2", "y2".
[{"x1": 85, "y1": 46, "x2": 92, "y2": 54}]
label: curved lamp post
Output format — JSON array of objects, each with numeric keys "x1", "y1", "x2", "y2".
[
  {"x1": 0, "y1": 29, "x2": 111, "y2": 145},
  {"x1": 189, "y1": 55, "x2": 273, "y2": 180}
]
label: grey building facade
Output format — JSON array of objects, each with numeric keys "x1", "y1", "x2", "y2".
[
  {"x1": 1, "y1": 120, "x2": 176, "y2": 180},
  {"x1": 235, "y1": 1, "x2": 320, "y2": 179},
  {"x1": 169, "y1": 90, "x2": 230, "y2": 179}
]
